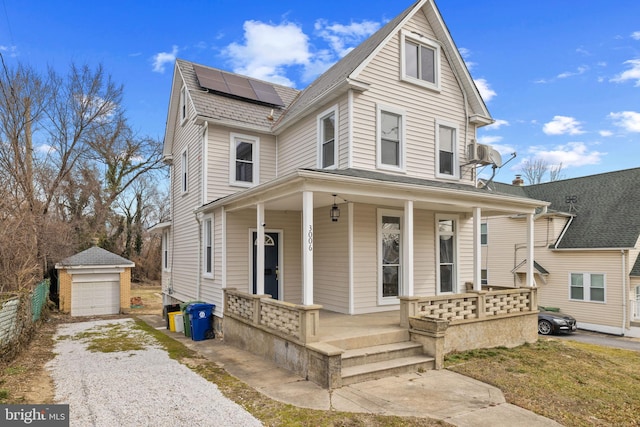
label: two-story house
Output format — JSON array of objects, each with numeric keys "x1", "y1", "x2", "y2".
[
  {"x1": 482, "y1": 169, "x2": 640, "y2": 338},
  {"x1": 156, "y1": 0, "x2": 548, "y2": 387}
]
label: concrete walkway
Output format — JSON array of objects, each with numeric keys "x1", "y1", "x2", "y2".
[{"x1": 139, "y1": 315, "x2": 561, "y2": 427}]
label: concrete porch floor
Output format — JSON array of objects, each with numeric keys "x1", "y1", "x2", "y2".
[{"x1": 315, "y1": 309, "x2": 405, "y2": 343}]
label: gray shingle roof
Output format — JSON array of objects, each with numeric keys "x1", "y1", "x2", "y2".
[
  {"x1": 57, "y1": 246, "x2": 135, "y2": 268},
  {"x1": 495, "y1": 168, "x2": 640, "y2": 249}
]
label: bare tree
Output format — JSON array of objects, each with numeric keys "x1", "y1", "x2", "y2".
[
  {"x1": 548, "y1": 162, "x2": 564, "y2": 182},
  {"x1": 520, "y1": 159, "x2": 549, "y2": 184}
]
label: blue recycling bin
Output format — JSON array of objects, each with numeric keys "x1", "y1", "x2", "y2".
[{"x1": 187, "y1": 303, "x2": 215, "y2": 341}]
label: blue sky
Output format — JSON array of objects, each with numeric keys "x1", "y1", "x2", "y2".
[{"x1": 1, "y1": 0, "x2": 639, "y2": 181}]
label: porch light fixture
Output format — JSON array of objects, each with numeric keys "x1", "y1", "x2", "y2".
[{"x1": 330, "y1": 194, "x2": 340, "y2": 222}]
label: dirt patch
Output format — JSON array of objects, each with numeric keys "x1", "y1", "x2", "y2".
[{"x1": 128, "y1": 283, "x2": 163, "y2": 315}]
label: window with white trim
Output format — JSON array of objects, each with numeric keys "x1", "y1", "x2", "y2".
[
  {"x1": 377, "y1": 105, "x2": 405, "y2": 171},
  {"x1": 162, "y1": 230, "x2": 170, "y2": 272},
  {"x1": 180, "y1": 149, "x2": 188, "y2": 194},
  {"x1": 481, "y1": 269, "x2": 488, "y2": 285},
  {"x1": 401, "y1": 30, "x2": 440, "y2": 91},
  {"x1": 203, "y1": 216, "x2": 213, "y2": 277},
  {"x1": 570, "y1": 273, "x2": 605, "y2": 302},
  {"x1": 437, "y1": 216, "x2": 457, "y2": 293},
  {"x1": 180, "y1": 86, "x2": 187, "y2": 122},
  {"x1": 481, "y1": 223, "x2": 488, "y2": 245},
  {"x1": 230, "y1": 133, "x2": 259, "y2": 187},
  {"x1": 318, "y1": 106, "x2": 337, "y2": 169},
  {"x1": 379, "y1": 210, "x2": 402, "y2": 302},
  {"x1": 436, "y1": 120, "x2": 459, "y2": 179}
]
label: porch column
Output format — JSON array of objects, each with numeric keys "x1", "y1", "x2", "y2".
[
  {"x1": 302, "y1": 191, "x2": 314, "y2": 305},
  {"x1": 526, "y1": 212, "x2": 535, "y2": 287},
  {"x1": 403, "y1": 200, "x2": 414, "y2": 296},
  {"x1": 256, "y1": 202, "x2": 265, "y2": 295},
  {"x1": 472, "y1": 207, "x2": 482, "y2": 291}
]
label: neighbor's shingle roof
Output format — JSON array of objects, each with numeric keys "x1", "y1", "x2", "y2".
[
  {"x1": 631, "y1": 254, "x2": 640, "y2": 277},
  {"x1": 176, "y1": 59, "x2": 300, "y2": 131},
  {"x1": 57, "y1": 246, "x2": 134, "y2": 267},
  {"x1": 495, "y1": 168, "x2": 640, "y2": 249}
]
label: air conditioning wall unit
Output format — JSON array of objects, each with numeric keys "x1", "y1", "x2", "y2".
[{"x1": 467, "y1": 141, "x2": 492, "y2": 165}]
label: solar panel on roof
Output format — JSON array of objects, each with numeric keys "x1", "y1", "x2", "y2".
[{"x1": 192, "y1": 64, "x2": 284, "y2": 107}]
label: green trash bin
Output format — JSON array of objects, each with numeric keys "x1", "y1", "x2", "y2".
[{"x1": 180, "y1": 301, "x2": 203, "y2": 337}]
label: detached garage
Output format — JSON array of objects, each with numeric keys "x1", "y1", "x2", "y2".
[{"x1": 55, "y1": 246, "x2": 135, "y2": 316}]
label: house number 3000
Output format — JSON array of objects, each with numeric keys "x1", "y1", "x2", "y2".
[{"x1": 307, "y1": 225, "x2": 313, "y2": 251}]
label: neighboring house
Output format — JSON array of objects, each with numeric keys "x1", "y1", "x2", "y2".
[
  {"x1": 483, "y1": 169, "x2": 640, "y2": 338},
  {"x1": 155, "y1": 0, "x2": 549, "y2": 386}
]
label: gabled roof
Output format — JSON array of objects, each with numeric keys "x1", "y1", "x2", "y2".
[
  {"x1": 55, "y1": 246, "x2": 135, "y2": 269},
  {"x1": 495, "y1": 167, "x2": 640, "y2": 249},
  {"x1": 631, "y1": 254, "x2": 640, "y2": 277},
  {"x1": 275, "y1": 0, "x2": 491, "y2": 130}
]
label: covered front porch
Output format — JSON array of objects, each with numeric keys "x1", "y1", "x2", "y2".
[{"x1": 223, "y1": 286, "x2": 538, "y2": 389}]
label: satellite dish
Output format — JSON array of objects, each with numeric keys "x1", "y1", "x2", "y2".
[{"x1": 489, "y1": 148, "x2": 502, "y2": 167}]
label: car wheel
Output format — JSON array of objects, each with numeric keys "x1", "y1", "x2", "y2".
[{"x1": 538, "y1": 319, "x2": 553, "y2": 335}]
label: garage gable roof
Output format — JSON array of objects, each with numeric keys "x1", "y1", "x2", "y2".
[{"x1": 56, "y1": 246, "x2": 135, "y2": 268}]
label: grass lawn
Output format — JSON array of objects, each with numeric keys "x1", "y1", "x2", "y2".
[{"x1": 445, "y1": 338, "x2": 640, "y2": 427}]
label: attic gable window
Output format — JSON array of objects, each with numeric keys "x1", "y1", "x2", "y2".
[
  {"x1": 230, "y1": 133, "x2": 259, "y2": 187},
  {"x1": 317, "y1": 105, "x2": 338, "y2": 169},
  {"x1": 401, "y1": 30, "x2": 440, "y2": 91},
  {"x1": 180, "y1": 86, "x2": 187, "y2": 123}
]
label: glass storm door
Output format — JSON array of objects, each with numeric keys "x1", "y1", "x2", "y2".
[{"x1": 252, "y1": 232, "x2": 279, "y2": 300}]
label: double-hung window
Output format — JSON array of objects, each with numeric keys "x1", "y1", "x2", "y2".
[
  {"x1": 481, "y1": 223, "x2": 488, "y2": 245},
  {"x1": 230, "y1": 133, "x2": 259, "y2": 187},
  {"x1": 377, "y1": 105, "x2": 405, "y2": 171},
  {"x1": 180, "y1": 149, "x2": 188, "y2": 194},
  {"x1": 401, "y1": 30, "x2": 440, "y2": 91},
  {"x1": 570, "y1": 273, "x2": 605, "y2": 302},
  {"x1": 203, "y1": 216, "x2": 213, "y2": 277},
  {"x1": 436, "y1": 120, "x2": 459, "y2": 179},
  {"x1": 162, "y1": 230, "x2": 170, "y2": 272},
  {"x1": 437, "y1": 216, "x2": 458, "y2": 294},
  {"x1": 318, "y1": 106, "x2": 337, "y2": 169}
]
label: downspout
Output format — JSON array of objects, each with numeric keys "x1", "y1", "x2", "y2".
[
  {"x1": 195, "y1": 213, "x2": 202, "y2": 300},
  {"x1": 622, "y1": 250, "x2": 627, "y2": 335}
]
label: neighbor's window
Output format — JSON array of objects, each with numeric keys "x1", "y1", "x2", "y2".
[
  {"x1": 481, "y1": 223, "x2": 488, "y2": 245},
  {"x1": 180, "y1": 149, "x2": 188, "y2": 193},
  {"x1": 436, "y1": 120, "x2": 458, "y2": 178},
  {"x1": 401, "y1": 30, "x2": 440, "y2": 91},
  {"x1": 318, "y1": 106, "x2": 337, "y2": 168},
  {"x1": 570, "y1": 273, "x2": 605, "y2": 302},
  {"x1": 203, "y1": 217, "x2": 213, "y2": 276},
  {"x1": 230, "y1": 133, "x2": 259, "y2": 186},
  {"x1": 377, "y1": 105, "x2": 405, "y2": 171}
]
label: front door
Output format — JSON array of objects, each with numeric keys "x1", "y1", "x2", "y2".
[{"x1": 252, "y1": 232, "x2": 279, "y2": 300}]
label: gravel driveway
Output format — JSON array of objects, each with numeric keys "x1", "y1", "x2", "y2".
[{"x1": 46, "y1": 318, "x2": 262, "y2": 427}]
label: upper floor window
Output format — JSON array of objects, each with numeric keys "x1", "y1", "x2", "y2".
[
  {"x1": 180, "y1": 86, "x2": 187, "y2": 122},
  {"x1": 377, "y1": 105, "x2": 405, "y2": 171},
  {"x1": 401, "y1": 30, "x2": 440, "y2": 91},
  {"x1": 162, "y1": 230, "x2": 170, "y2": 272},
  {"x1": 436, "y1": 120, "x2": 459, "y2": 179},
  {"x1": 180, "y1": 149, "x2": 188, "y2": 194},
  {"x1": 230, "y1": 133, "x2": 259, "y2": 187},
  {"x1": 203, "y1": 216, "x2": 213, "y2": 277},
  {"x1": 570, "y1": 273, "x2": 605, "y2": 303},
  {"x1": 318, "y1": 106, "x2": 337, "y2": 169}
]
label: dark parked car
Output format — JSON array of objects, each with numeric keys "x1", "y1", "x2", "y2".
[{"x1": 538, "y1": 309, "x2": 577, "y2": 335}]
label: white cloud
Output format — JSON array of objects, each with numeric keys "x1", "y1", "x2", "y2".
[
  {"x1": 483, "y1": 119, "x2": 509, "y2": 131},
  {"x1": 631, "y1": 31, "x2": 640, "y2": 40},
  {"x1": 474, "y1": 78, "x2": 496, "y2": 102},
  {"x1": 314, "y1": 19, "x2": 380, "y2": 58},
  {"x1": 599, "y1": 130, "x2": 613, "y2": 137},
  {"x1": 557, "y1": 65, "x2": 588, "y2": 79},
  {"x1": 223, "y1": 20, "x2": 310, "y2": 86},
  {"x1": 543, "y1": 116, "x2": 585, "y2": 136},
  {"x1": 152, "y1": 45, "x2": 178, "y2": 73},
  {"x1": 528, "y1": 142, "x2": 604, "y2": 168},
  {"x1": 477, "y1": 135, "x2": 502, "y2": 145},
  {"x1": 610, "y1": 59, "x2": 640, "y2": 86},
  {"x1": 0, "y1": 45, "x2": 18, "y2": 57},
  {"x1": 609, "y1": 111, "x2": 640, "y2": 133}
]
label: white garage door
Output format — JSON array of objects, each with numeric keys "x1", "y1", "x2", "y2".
[{"x1": 71, "y1": 273, "x2": 120, "y2": 316}]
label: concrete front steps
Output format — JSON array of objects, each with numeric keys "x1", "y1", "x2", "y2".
[{"x1": 327, "y1": 329, "x2": 435, "y2": 386}]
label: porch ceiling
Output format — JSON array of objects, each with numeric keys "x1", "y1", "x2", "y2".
[{"x1": 200, "y1": 169, "x2": 547, "y2": 216}]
